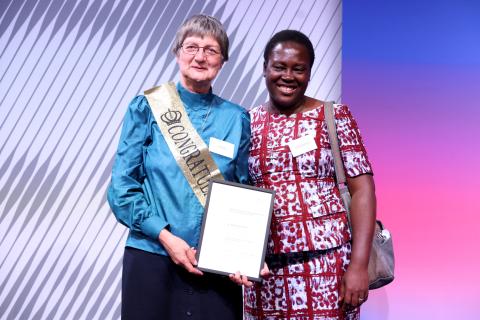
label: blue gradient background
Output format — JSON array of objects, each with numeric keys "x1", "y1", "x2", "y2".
[{"x1": 343, "y1": 1, "x2": 480, "y2": 319}]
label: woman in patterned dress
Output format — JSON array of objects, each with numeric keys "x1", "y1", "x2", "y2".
[{"x1": 243, "y1": 30, "x2": 376, "y2": 319}]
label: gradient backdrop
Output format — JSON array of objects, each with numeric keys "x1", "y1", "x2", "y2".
[
  {"x1": 1, "y1": 0, "x2": 479, "y2": 319},
  {"x1": 343, "y1": 1, "x2": 480, "y2": 319}
]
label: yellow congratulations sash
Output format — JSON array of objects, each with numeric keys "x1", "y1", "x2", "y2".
[{"x1": 144, "y1": 82, "x2": 223, "y2": 206}]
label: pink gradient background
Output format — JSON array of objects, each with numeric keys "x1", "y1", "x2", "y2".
[{"x1": 343, "y1": 1, "x2": 480, "y2": 319}]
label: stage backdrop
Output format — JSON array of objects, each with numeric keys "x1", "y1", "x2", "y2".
[
  {"x1": 0, "y1": 1, "x2": 345, "y2": 319},
  {"x1": 343, "y1": 1, "x2": 480, "y2": 319}
]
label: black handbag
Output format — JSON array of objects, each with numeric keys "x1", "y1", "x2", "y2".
[{"x1": 324, "y1": 101, "x2": 395, "y2": 290}]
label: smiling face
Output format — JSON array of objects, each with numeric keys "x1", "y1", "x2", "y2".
[
  {"x1": 264, "y1": 41, "x2": 312, "y2": 113},
  {"x1": 176, "y1": 35, "x2": 224, "y2": 94}
]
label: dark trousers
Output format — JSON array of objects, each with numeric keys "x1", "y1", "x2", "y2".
[{"x1": 122, "y1": 247, "x2": 242, "y2": 320}]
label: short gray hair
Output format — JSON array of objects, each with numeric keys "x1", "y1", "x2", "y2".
[{"x1": 172, "y1": 14, "x2": 229, "y2": 61}]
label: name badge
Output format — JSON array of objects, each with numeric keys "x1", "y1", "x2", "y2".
[
  {"x1": 209, "y1": 137, "x2": 235, "y2": 159},
  {"x1": 287, "y1": 135, "x2": 317, "y2": 157}
]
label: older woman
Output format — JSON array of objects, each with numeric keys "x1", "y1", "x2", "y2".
[
  {"x1": 107, "y1": 15, "x2": 249, "y2": 319},
  {"x1": 243, "y1": 30, "x2": 376, "y2": 319}
]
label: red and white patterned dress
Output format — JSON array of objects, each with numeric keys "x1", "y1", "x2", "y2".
[{"x1": 244, "y1": 103, "x2": 373, "y2": 320}]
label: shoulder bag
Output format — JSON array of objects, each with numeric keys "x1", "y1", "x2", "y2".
[{"x1": 324, "y1": 101, "x2": 395, "y2": 290}]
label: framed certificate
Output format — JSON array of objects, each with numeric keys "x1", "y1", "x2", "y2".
[{"x1": 196, "y1": 179, "x2": 275, "y2": 281}]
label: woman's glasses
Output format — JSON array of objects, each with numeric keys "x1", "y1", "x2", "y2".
[{"x1": 181, "y1": 44, "x2": 221, "y2": 57}]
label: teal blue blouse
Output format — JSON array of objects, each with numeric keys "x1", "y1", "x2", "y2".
[{"x1": 107, "y1": 83, "x2": 251, "y2": 256}]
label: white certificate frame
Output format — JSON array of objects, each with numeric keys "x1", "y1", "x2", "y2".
[{"x1": 196, "y1": 179, "x2": 275, "y2": 282}]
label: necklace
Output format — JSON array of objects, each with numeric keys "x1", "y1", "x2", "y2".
[
  {"x1": 184, "y1": 97, "x2": 214, "y2": 133},
  {"x1": 201, "y1": 103, "x2": 212, "y2": 133}
]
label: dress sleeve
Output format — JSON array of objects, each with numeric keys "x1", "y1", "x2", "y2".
[
  {"x1": 334, "y1": 104, "x2": 373, "y2": 177},
  {"x1": 234, "y1": 110, "x2": 251, "y2": 184},
  {"x1": 107, "y1": 96, "x2": 168, "y2": 240}
]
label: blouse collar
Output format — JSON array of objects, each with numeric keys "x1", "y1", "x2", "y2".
[{"x1": 177, "y1": 82, "x2": 214, "y2": 108}]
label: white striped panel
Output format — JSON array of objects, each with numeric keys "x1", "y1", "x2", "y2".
[{"x1": 0, "y1": 1, "x2": 342, "y2": 318}]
